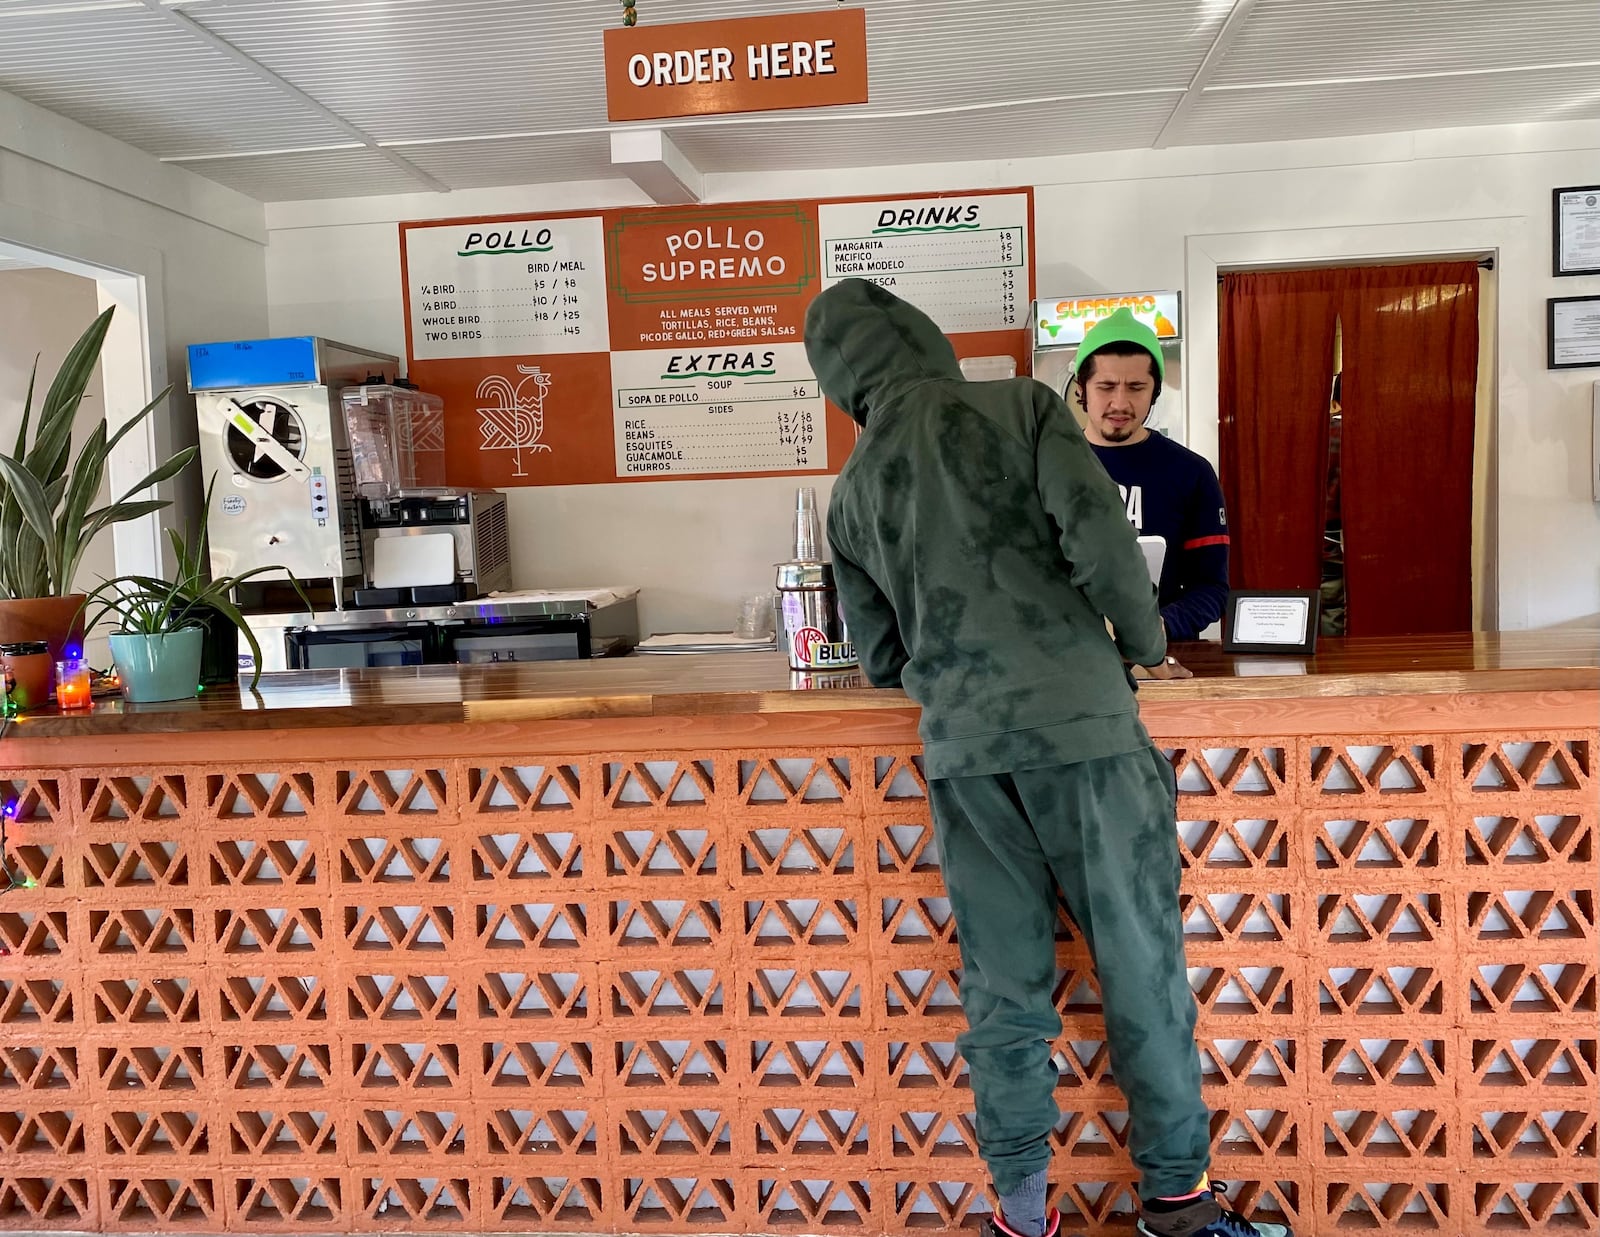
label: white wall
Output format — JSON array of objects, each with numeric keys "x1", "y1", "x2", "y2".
[
  {"x1": 265, "y1": 118, "x2": 1600, "y2": 634},
  {"x1": 0, "y1": 87, "x2": 269, "y2": 576}
]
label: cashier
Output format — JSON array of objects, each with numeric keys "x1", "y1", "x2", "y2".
[{"x1": 1074, "y1": 308, "x2": 1230, "y2": 641}]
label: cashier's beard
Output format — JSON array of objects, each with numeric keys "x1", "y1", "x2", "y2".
[{"x1": 1096, "y1": 414, "x2": 1139, "y2": 443}]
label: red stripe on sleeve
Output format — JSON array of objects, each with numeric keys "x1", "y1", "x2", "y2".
[{"x1": 1183, "y1": 535, "x2": 1230, "y2": 550}]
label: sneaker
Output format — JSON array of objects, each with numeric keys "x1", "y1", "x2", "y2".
[
  {"x1": 1136, "y1": 1183, "x2": 1292, "y2": 1237},
  {"x1": 980, "y1": 1209, "x2": 1062, "y2": 1237}
]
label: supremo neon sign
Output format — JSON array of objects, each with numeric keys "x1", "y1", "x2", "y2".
[{"x1": 1035, "y1": 291, "x2": 1181, "y2": 346}]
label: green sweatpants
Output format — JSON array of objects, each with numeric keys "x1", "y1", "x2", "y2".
[{"x1": 927, "y1": 744, "x2": 1210, "y2": 1199}]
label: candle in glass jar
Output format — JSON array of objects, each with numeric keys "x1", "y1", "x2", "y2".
[{"x1": 55, "y1": 659, "x2": 92, "y2": 709}]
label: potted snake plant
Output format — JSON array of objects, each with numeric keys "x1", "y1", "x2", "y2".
[
  {"x1": 0, "y1": 305, "x2": 195, "y2": 661},
  {"x1": 78, "y1": 477, "x2": 307, "y2": 701}
]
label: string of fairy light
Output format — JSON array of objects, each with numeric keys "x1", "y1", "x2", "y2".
[
  {"x1": 0, "y1": 710, "x2": 29, "y2": 903},
  {"x1": 0, "y1": 645, "x2": 154, "y2": 909},
  {"x1": 1, "y1": 664, "x2": 41, "y2": 902},
  {"x1": 0, "y1": 639, "x2": 102, "y2": 903}
]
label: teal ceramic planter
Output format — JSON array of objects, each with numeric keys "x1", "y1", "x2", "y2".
[{"x1": 109, "y1": 628, "x2": 204, "y2": 703}]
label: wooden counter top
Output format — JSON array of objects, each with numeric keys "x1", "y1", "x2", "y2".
[{"x1": 6, "y1": 630, "x2": 1595, "y2": 740}]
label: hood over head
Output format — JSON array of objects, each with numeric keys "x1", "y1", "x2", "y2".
[{"x1": 804, "y1": 278, "x2": 962, "y2": 425}]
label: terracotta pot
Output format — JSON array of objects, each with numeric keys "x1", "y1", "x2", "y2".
[{"x1": 0, "y1": 595, "x2": 89, "y2": 666}]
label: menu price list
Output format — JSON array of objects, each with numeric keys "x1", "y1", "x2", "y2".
[
  {"x1": 825, "y1": 262, "x2": 1025, "y2": 333},
  {"x1": 404, "y1": 216, "x2": 610, "y2": 360},
  {"x1": 402, "y1": 189, "x2": 1031, "y2": 486},
  {"x1": 611, "y1": 344, "x2": 826, "y2": 478},
  {"x1": 818, "y1": 193, "x2": 1030, "y2": 334}
]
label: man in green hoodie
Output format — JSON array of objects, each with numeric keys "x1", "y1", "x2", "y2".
[{"x1": 805, "y1": 279, "x2": 1290, "y2": 1237}]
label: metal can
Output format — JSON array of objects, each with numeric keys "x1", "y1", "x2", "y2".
[
  {"x1": 775, "y1": 561, "x2": 857, "y2": 672},
  {"x1": 791, "y1": 668, "x2": 868, "y2": 690}
]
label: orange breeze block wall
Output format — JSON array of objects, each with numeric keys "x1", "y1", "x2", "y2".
[{"x1": 0, "y1": 722, "x2": 1595, "y2": 1234}]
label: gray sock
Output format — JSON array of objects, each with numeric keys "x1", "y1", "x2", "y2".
[{"x1": 997, "y1": 1168, "x2": 1049, "y2": 1237}]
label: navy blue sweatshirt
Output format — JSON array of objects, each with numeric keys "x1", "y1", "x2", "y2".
[{"x1": 1090, "y1": 432, "x2": 1229, "y2": 641}]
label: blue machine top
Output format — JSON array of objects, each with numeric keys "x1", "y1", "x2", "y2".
[{"x1": 187, "y1": 336, "x2": 320, "y2": 391}]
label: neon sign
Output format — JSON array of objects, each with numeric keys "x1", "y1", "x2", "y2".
[{"x1": 1034, "y1": 291, "x2": 1182, "y2": 347}]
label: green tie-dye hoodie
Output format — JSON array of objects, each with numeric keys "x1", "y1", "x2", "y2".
[{"x1": 806, "y1": 278, "x2": 1167, "y2": 778}]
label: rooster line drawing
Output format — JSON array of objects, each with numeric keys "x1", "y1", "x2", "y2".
[{"x1": 477, "y1": 364, "x2": 551, "y2": 476}]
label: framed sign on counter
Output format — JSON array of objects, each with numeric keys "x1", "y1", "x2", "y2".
[
  {"x1": 1223, "y1": 590, "x2": 1320, "y2": 656},
  {"x1": 399, "y1": 188, "x2": 1035, "y2": 488},
  {"x1": 1553, "y1": 185, "x2": 1600, "y2": 277},
  {"x1": 1549, "y1": 295, "x2": 1600, "y2": 369}
]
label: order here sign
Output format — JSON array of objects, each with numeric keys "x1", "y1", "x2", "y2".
[{"x1": 603, "y1": 9, "x2": 869, "y2": 122}]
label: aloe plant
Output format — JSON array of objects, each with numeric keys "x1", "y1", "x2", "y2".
[
  {"x1": 79, "y1": 477, "x2": 310, "y2": 689},
  {"x1": 0, "y1": 305, "x2": 196, "y2": 599}
]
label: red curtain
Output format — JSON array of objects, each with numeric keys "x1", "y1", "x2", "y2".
[
  {"x1": 1338, "y1": 262, "x2": 1480, "y2": 636},
  {"x1": 1219, "y1": 269, "x2": 1341, "y2": 591}
]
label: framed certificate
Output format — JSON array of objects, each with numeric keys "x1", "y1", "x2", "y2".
[
  {"x1": 1223, "y1": 590, "x2": 1319, "y2": 656},
  {"x1": 1548, "y1": 295, "x2": 1600, "y2": 369},
  {"x1": 1553, "y1": 185, "x2": 1600, "y2": 277}
]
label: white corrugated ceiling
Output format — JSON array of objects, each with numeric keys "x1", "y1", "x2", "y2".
[
  {"x1": 1182, "y1": 62, "x2": 1600, "y2": 147},
  {"x1": 1212, "y1": 0, "x2": 1600, "y2": 84},
  {"x1": 0, "y1": 3, "x2": 349, "y2": 157},
  {"x1": 0, "y1": 0, "x2": 1595, "y2": 201},
  {"x1": 676, "y1": 94, "x2": 1186, "y2": 174}
]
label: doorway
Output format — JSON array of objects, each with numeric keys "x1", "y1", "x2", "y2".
[
  {"x1": 1218, "y1": 257, "x2": 1493, "y2": 638},
  {"x1": 0, "y1": 240, "x2": 162, "y2": 662}
]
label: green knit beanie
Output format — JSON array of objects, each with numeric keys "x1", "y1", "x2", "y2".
[{"x1": 1076, "y1": 306, "x2": 1165, "y2": 381}]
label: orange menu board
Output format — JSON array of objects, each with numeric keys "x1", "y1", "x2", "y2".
[{"x1": 400, "y1": 188, "x2": 1034, "y2": 487}]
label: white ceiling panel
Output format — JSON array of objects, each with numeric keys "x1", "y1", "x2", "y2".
[
  {"x1": 1212, "y1": 0, "x2": 1600, "y2": 87},
  {"x1": 187, "y1": 0, "x2": 597, "y2": 143},
  {"x1": 2, "y1": 0, "x2": 1599, "y2": 202},
  {"x1": 0, "y1": 5, "x2": 349, "y2": 157},
  {"x1": 173, "y1": 146, "x2": 426, "y2": 200},
  {"x1": 0, "y1": 1, "x2": 207, "y2": 11},
  {"x1": 400, "y1": 132, "x2": 617, "y2": 191},
  {"x1": 0, "y1": 0, "x2": 199, "y2": 13},
  {"x1": 677, "y1": 92, "x2": 1182, "y2": 173},
  {"x1": 1179, "y1": 63, "x2": 1600, "y2": 147},
  {"x1": 171, "y1": 0, "x2": 1216, "y2": 143},
  {"x1": 799, "y1": 0, "x2": 1217, "y2": 105}
]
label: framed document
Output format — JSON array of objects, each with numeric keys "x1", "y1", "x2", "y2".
[
  {"x1": 1223, "y1": 589, "x2": 1319, "y2": 655},
  {"x1": 1548, "y1": 295, "x2": 1600, "y2": 369},
  {"x1": 1553, "y1": 185, "x2": 1600, "y2": 277}
]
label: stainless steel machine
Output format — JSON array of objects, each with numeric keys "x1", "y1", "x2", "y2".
[
  {"x1": 242, "y1": 592, "x2": 640, "y2": 673},
  {"x1": 188, "y1": 336, "x2": 398, "y2": 591},
  {"x1": 357, "y1": 488, "x2": 512, "y2": 606},
  {"x1": 189, "y1": 336, "x2": 546, "y2": 676},
  {"x1": 190, "y1": 338, "x2": 515, "y2": 605}
]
